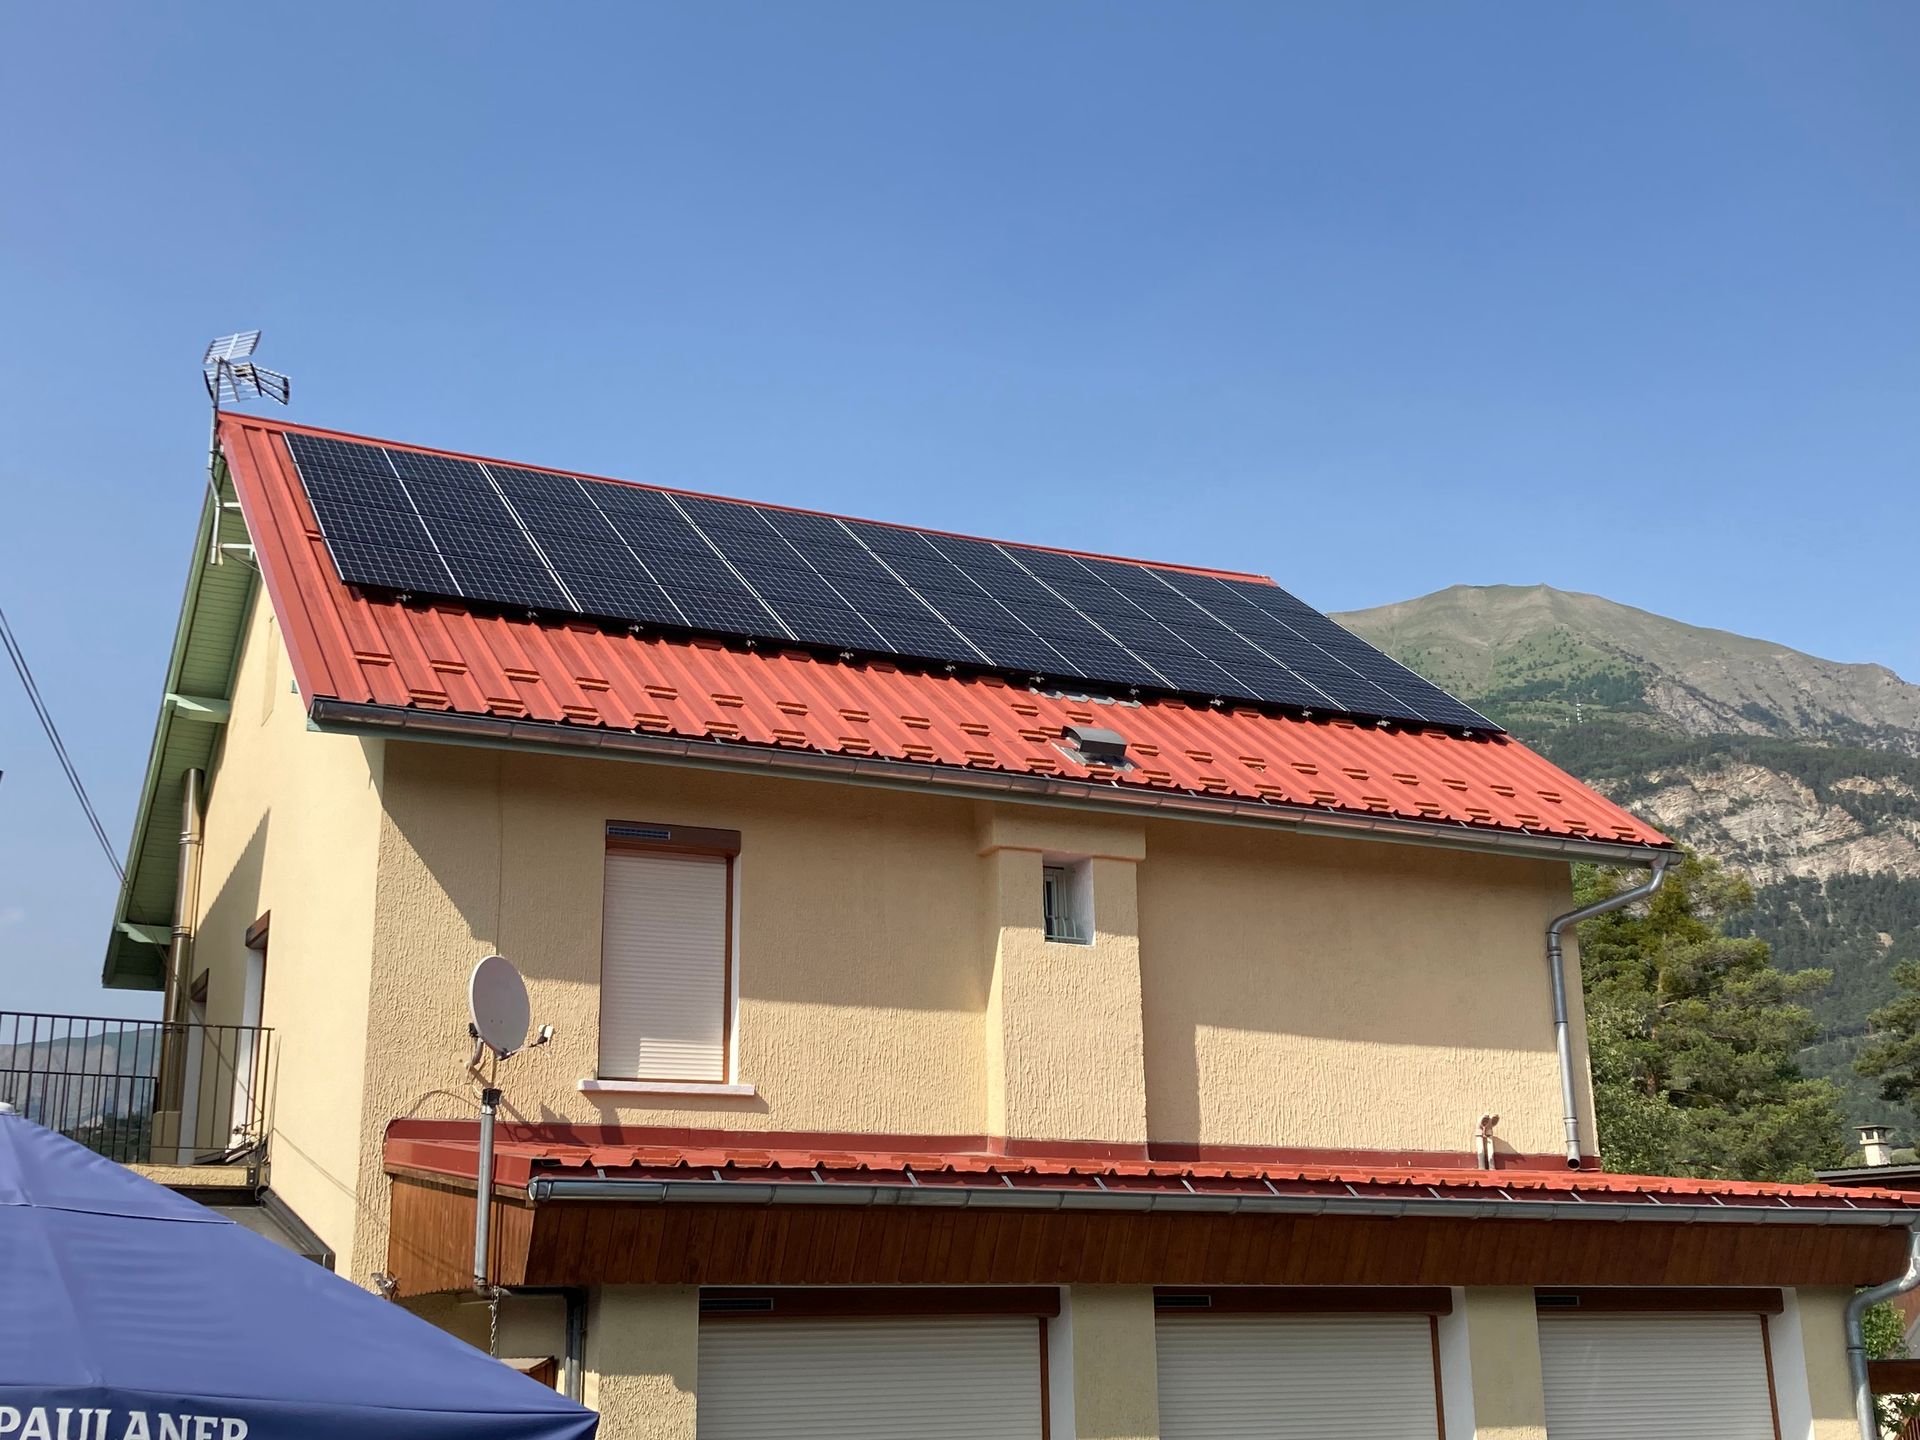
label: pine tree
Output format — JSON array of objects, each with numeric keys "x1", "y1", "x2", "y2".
[
  {"x1": 1856, "y1": 960, "x2": 1920, "y2": 1116},
  {"x1": 1576, "y1": 851, "x2": 1848, "y2": 1181}
]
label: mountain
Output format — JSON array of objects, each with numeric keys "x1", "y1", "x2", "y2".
[
  {"x1": 1345, "y1": 585, "x2": 1920, "y2": 754},
  {"x1": 1337, "y1": 584, "x2": 1920, "y2": 1129},
  {"x1": 0, "y1": 1028, "x2": 159, "y2": 1133}
]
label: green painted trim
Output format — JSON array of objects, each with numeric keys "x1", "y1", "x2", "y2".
[{"x1": 102, "y1": 458, "x2": 257, "y2": 991}]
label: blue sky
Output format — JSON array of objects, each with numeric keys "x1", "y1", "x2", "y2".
[{"x1": 2, "y1": 4, "x2": 1917, "y2": 1017}]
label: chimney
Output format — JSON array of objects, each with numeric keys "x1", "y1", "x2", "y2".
[{"x1": 1858, "y1": 1124, "x2": 1895, "y2": 1168}]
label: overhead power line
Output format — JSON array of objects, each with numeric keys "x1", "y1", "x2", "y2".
[{"x1": 0, "y1": 604, "x2": 124, "y2": 883}]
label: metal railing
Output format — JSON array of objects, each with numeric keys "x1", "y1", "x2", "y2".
[{"x1": 0, "y1": 1011, "x2": 273, "y2": 1167}]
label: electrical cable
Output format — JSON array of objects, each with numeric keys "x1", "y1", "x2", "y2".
[{"x1": 0, "y1": 603, "x2": 124, "y2": 883}]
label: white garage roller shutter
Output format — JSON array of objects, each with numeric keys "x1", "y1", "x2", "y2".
[
  {"x1": 1156, "y1": 1314, "x2": 1440, "y2": 1439},
  {"x1": 1539, "y1": 1313, "x2": 1777, "y2": 1440},
  {"x1": 697, "y1": 1316, "x2": 1045, "y2": 1440}
]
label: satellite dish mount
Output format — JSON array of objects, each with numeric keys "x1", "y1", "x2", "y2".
[{"x1": 465, "y1": 955, "x2": 553, "y2": 1295}]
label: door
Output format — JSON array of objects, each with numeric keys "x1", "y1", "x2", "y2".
[
  {"x1": 697, "y1": 1316, "x2": 1044, "y2": 1439},
  {"x1": 1539, "y1": 1313, "x2": 1777, "y2": 1440},
  {"x1": 1155, "y1": 1313, "x2": 1442, "y2": 1439}
]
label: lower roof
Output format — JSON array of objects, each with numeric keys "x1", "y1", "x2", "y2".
[{"x1": 385, "y1": 1122, "x2": 1917, "y2": 1220}]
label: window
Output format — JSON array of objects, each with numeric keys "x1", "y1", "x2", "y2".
[
  {"x1": 1042, "y1": 860, "x2": 1093, "y2": 945},
  {"x1": 599, "y1": 822, "x2": 739, "y2": 1083}
]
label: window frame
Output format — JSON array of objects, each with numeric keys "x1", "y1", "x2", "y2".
[
  {"x1": 1041, "y1": 857, "x2": 1093, "y2": 946},
  {"x1": 600, "y1": 820, "x2": 741, "y2": 1084}
]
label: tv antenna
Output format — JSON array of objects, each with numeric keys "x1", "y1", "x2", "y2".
[
  {"x1": 200, "y1": 330, "x2": 291, "y2": 566},
  {"x1": 465, "y1": 955, "x2": 553, "y2": 1295}
]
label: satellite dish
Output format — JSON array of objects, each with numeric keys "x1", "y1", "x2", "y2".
[{"x1": 469, "y1": 955, "x2": 530, "y2": 1060}]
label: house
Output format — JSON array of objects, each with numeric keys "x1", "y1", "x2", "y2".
[{"x1": 69, "y1": 410, "x2": 1920, "y2": 1438}]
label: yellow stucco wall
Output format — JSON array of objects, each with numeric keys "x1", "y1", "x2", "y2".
[
  {"x1": 347, "y1": 744, "x2": 997, "y2": 1277},
  {"x1": 1058, "y1": 1287, "x2": 1159, "y2": 1440},
  {"x1": 586, "y1": 1287, "x2": 699, "y2": 1440},
  {"x1": 191, "y1": 590, "x2": 385, "y2": 1266},
  {"x1": 1461, "y1": 1287, "x2": 1549, "y2": 1440},
  {"x1": 981, "y1": 809, "x2": 1149, "y2": 1145},
  {"x1": 332, "y1": 739, "x2": 1594, "y2": 1279},
  {"x1": 355, "y1": 746, "x2": 1590, "y2": 1169},
  {"x1": 1795, "y1": 1287, "x2": 1860, "y2": 1440},
  {"x1": 1137, "y1": 821, "x2": 1591, "y2": 1159}
]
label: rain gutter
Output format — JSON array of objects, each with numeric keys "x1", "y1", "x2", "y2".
[
  {"x1": 308, "y1": 700, "x2": 1671, "y2": 869},
  {"x1": 522, "y1": 1174, "x2": 1915, "y2": 1228},
  {"x1": 1546, "y1": 854, "x2": 1675, "y2": 1168}
]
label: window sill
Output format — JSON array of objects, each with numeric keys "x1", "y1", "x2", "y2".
[{"x1": 579, "y1": 1078, "x2": 758, "y2": 1098}]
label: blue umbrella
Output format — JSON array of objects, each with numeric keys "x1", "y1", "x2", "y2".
[{"x1": 0, "y1": 1113, "x2": 596, "y2": 1440}]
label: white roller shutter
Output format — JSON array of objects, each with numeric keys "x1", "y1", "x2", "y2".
[
  {"x1": 1156, "y1": 1314, "x2": 1440, "y2": 1439},
  {"x1": 1539, "y1": 1313, "x2": 1777, "y2": 1440},
  {"x1": 599, "y1": 849, "x2": 728, "y2": 1082},
  {"x1": 697, "y1": 1316, "x2": 1044, "y2": 1439}
]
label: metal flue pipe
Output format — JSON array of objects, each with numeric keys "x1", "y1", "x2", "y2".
[
  {"x1": 165, "y1": 768, "x2": 205, "y2": 1026},
  {"x1": 1545, "y1": 852, "x2": 1673, "y2": 1168},
  {"x1": 1848, "y1": 1225, "x2": 1920, "y2": 1440},
  {"x1": 158, "y1": 769, "x2": 205, "y2": 1113}
]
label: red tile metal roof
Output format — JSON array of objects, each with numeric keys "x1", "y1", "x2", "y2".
[
  {"x1": 221, "y1": 414, "x2": 1669, "y2": 851},
  {"x1": 383, "y1": 1123, "x2": 1916, "y2": 1214}
]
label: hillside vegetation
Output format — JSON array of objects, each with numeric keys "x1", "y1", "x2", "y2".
[{"x1": 1338, "y1": 585, "x2": 1920, "y2": 1129}]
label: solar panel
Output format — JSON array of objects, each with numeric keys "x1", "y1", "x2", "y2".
[{"x1": 282, "y1": 432, "x2": 1499, "y2": 732}]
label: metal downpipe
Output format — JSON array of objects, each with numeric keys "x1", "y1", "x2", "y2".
[
  {"x1": 1848, "y1": 1225, "x2": 1920, "y2": 1440},
  {"x1": 1545, "y1": 852, "x2": 1673, "y2": 1168},
  {"x1": 562, "y1": 1287, "x2": 586, "y2": 1403}
]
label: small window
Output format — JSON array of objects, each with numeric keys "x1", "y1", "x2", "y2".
[
  {"x1": 599, "y1": 822, "x2": 739, "y2": 1082},
  {"x1": 1042, "y1": 860, "x2": 1093, "y2": 945}
]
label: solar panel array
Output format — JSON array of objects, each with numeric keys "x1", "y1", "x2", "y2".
[{"x1": 283, "y1": 432, "x2": 1496, "y2": 732}]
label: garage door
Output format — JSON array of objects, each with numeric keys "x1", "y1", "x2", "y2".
[
  {"x1": 1539, "y1": 1313, "x2": 1777, "y2": 1440},
  {"x1": 1156, "y1": 1314, "x2": 1442, "y2": 1439},
  {"x1": 697, "y1": 1315, "x2": 1045, "y2": 1439}
]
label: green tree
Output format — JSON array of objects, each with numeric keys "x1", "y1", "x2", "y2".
[
  {"x1": 1858, "y1": 959, "x2": 1920, "y2": 1119},
  {"x1": 1866, "y1": 1301, "x2": 1919, "y2": 1436},
  {"x1": 1576, "y1": 851, "x2": 1848, "y2": 1181}
]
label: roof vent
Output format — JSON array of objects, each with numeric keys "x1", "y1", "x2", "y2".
[{"x1": 1062, "y1": 724, "x2": 1129, "y2": 765}]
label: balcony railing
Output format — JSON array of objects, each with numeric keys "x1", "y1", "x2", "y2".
[{"x1": 0, "y1": 1011, "x2": 273, "y2": 1168}]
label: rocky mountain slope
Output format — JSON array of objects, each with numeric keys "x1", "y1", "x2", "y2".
[{"x1": 1338, "y1": 585, "x2": 1920, "y2": 1127}]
